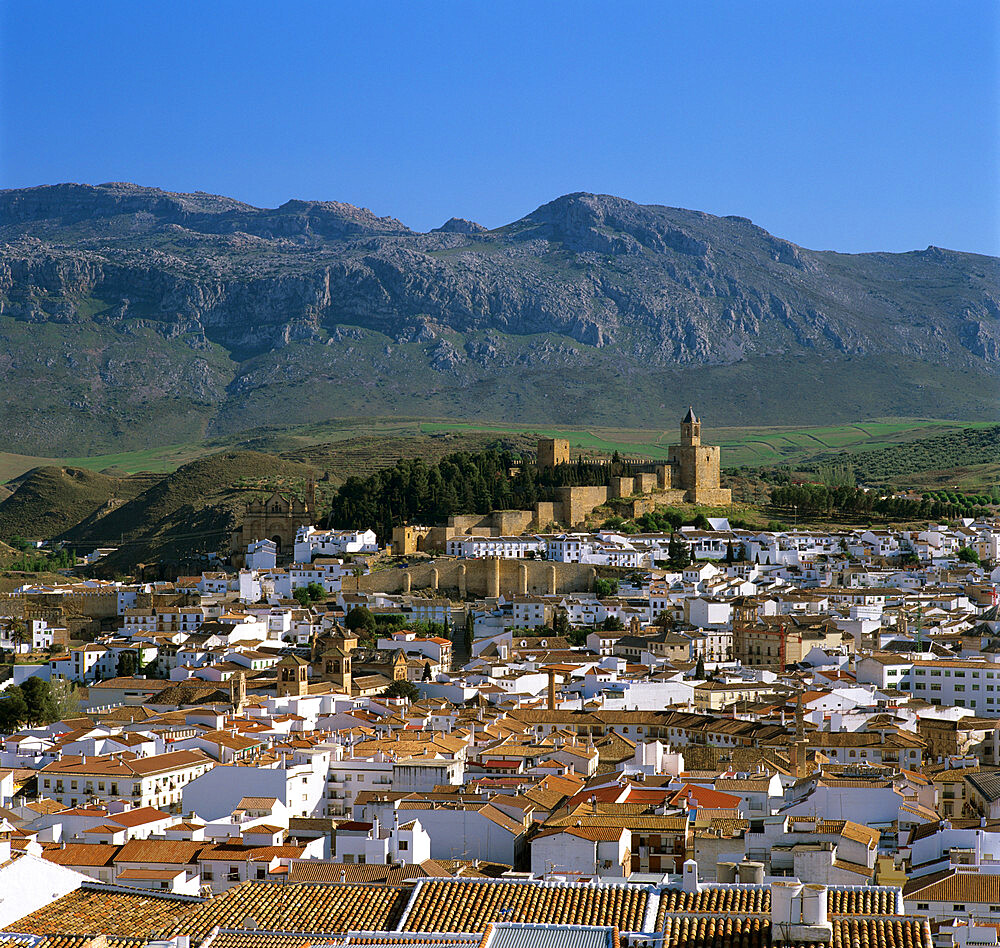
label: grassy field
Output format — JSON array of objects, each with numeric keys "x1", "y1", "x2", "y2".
[
  {"x1": 0, "y1": 416, "x2": 992, "y2": 484},
  {"x1": 419, "y1": 418, "x2": 992, "y2": 468}
]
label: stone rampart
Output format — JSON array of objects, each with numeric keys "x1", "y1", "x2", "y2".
[{"x1": 348, "y1": 558, "x2": 596, "y2": 599}]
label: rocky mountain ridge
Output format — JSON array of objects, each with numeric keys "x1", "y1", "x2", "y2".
[{"x1": 1, "y1": 183, "x2": 997, "y2": 454}]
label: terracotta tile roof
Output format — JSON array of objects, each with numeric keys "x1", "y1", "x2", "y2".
[
  {"x1": 39, "y1": 749, "x2": 210, "y2": 779},
  {"x1": 660, "y1": 917, "x2": 930, "y2": 948},
  {"x1": 657, "y1": 887, "x2": 769, "y2": 925},
  {"x1": 116, "y1": 839, "x2": 208, "y2": 865},
  {"x1": 42, "y1": 844, "x2": 120, "y2": 867},
  {"x1": 165, "y1": 882, "x2": 410, "y2": 939},
  {"x1": 2, "y1": 882, "x2": 203, "y2": 936},
  {"x1": 203, "y1": 936, "x2": 328, "y2": 948},
  {"x1": 701, "y1": 817, "x2": 749, "y2": 837},
  {"x1": 655, "y1": 886, "x2": 903, "y2": 923},
  {"x1": 789, "y1": 818, "x2": 880, "y2": 848},
  {"x1": 662, "y1": 914, "x2": 767, "y2": 948},
  {"x1": 827, "y1": 888, "x2": 901, "y2": 916},
  {"x1": 109, "y1": 806, "x2": 171, "y2": 828},
  {"x1": 345, "y1": 935, "x2": 479, "y2": 947},
  {"x1": 17, "y1": 938, "x2": 147, "y2": 948},
  {"x1": 236, "y1": 796, "x2": 281, "y2": 809},
  {"x1": 399, "y1": 879, "x2": 649, "y2": 933},
  {"x1": 534, "y1": 825, "x2": 628, "y2": 842},
  {"x1": 904, "y1": 870, "x2": 1000, "y2": 903},
  {"x1": 286, "y1": 861, "x2": 457, "y2": 885},
  {"x1": 200, "y1": 842, "x2": 305, "y2": 862}
]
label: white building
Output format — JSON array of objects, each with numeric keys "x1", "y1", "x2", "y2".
[
  {"x1": 446, "y1": 535, "x2": 545, "y2": 559},
  {"x1": 294, "y1": 526, "x2": 378, "y2": 562},
  {"x1": 531, "y1": 825, "x2": 630, "y2": 879},
  {"x1": 899, "y1": 658, "x2": 1000, "y2": 714},
  {"x1": 246, "y1": 539, "x2": 278, "y2": 570}
]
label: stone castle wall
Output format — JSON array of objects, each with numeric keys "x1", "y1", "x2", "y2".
[
  {"x1": 344, "y1": 557, "x2": 597, "y2": 599},
  {"x1": 556, "y1": 485, "x2": 609, "y2": 524},
  {"x1": 388, "y1": 415, "x2": 730, "y2": 555}
]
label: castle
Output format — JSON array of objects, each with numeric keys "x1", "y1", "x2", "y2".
[
  {"x1": 394, "y1": 409, "x2": 730, "y2": 553},
  {"x1": 536, "y1": 407, "x2": 730, "y2": 507}
]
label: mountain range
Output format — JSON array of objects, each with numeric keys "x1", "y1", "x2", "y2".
[{"x1": 1, "y1": 182, "x2": 997, "y2": 455}]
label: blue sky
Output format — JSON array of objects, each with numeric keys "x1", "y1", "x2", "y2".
[{"x1": 2, "y1": 1, "x2": 997, "y2": 254}]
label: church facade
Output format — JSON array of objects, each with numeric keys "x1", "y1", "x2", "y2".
[{"x1": 230, "y1": 478, "x2": 317, "y2": 566}]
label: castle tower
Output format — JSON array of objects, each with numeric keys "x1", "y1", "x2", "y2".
[
  {"x1": 667, "y1": 408, "x2": 731, "y2": 506},
  {"x1": 305, "y1": 474, "x2": 317, "y2": 515},
  {"x1": 537, "y1": 438, "x2": 570, "y2": 470},
  {"x1": 680, "y1": 407, "x2": 701, "y2": 446}
]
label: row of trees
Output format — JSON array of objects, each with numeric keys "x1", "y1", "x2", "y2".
[
  {"x1": 770, "y1": 483, "x2": 992, "y2": 521},
  {"x1": 326, "y1": 451, "x2": 614, "y2": 542},
  {"x1": 923, "y1": 489, "x2": 996, "y2": 509}
]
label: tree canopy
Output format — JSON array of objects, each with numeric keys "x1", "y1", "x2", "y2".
[
  {"x1": 326, "y1": 450, "x2": 614, "y2": 542},
  {"x1": 0, "y1": 676, "x2": 78, "y2": 732},
  {"x1": 383, "y1": 679, "x2": 419, "y2": 702}
]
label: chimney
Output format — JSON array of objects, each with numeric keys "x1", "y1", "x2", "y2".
[
  {"x1": 772, "y1": 882, "x2": 831, "y2": 944},
  {"x1": 682, "y1": 859, "x2": 700, "y2": 894},
  {"x1": 547, "y1": 669, "x2": 557, "y2": 711}
]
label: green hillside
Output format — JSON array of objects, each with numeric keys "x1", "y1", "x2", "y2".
[
  {"x1": 801, "y1": 425, "x2": 1000, "y2": 491},
  {"x1": 61, "y1": 451, "x2": 316, "y2": 572},
  {"x1": 0, "y1": 466, "x2": 149, "y2": 539}
]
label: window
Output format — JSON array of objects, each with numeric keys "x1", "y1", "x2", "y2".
[
  {"x1": 916, "y1": 903, "x2": 928, "y2": 911},
  {"x1": 953, "y1": 905, "x2": 965, "y2": 912}
]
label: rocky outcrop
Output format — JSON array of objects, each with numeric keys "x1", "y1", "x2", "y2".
[{"x1": 0, "y1": 183, "x2": 997, "y2": 454}]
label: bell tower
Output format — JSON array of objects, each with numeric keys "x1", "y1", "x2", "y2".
[
  {"x1": 230, "y1": 670, "x2": 247, "y2": 713},
  {"x1": 306, "y1": 474, "x2": 317, "y2": 515},
  {"x1": 276, "y1": 655, "x2": 309, "y2": 697},
  {"x1": 680, "y1": 407, "x2": 701, "y2": 446}
]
